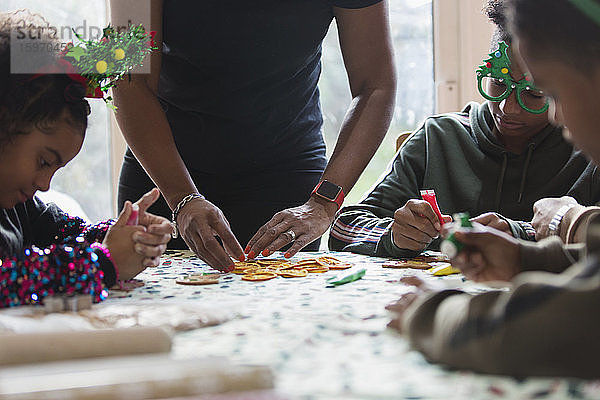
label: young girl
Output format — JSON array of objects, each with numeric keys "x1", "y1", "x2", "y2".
[{"x1": 0, "y1": 12, "x2": 172, "y2": 307}]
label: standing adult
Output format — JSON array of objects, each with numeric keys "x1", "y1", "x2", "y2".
[{"x1": 110, "y1": 0, "x2": 396, "y2": 271}]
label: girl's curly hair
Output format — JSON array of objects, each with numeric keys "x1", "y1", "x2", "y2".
[{"x1": 0, "y1": 10, "x2": 89, "y2": 142}]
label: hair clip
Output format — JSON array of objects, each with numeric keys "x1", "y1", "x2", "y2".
[
  {"x1": 61, "y1": 25, "x2": 157, "y2": 109},
  {"x1": 29, "y1": 24, "x2": 156, "y2": 110}
]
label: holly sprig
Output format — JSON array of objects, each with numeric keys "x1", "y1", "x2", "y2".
[{"x1": 63, "y1": 24, "x2": 156, "y2": 109}]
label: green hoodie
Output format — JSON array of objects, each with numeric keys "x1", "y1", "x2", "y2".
[{"x1": 329, "y1": 102, "x2": 600, "y2": 258}]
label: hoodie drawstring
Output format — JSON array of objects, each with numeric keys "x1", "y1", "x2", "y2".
[
  {"x1": 517, "y1": 143, "x2": 536, "y2": 204},
  {"x1": 495, "y1": 152, "x2": 508, "y2": 210}
]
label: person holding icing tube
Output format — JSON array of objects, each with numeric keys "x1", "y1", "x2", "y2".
[{"x1": 329, "y1": 0, "x2": 600, "y2": 259}]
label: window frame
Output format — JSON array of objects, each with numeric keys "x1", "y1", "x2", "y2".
[
  {"x1": 109, "y1": 115, "x2": 127, "y2": 216},
  {"x1": 433, "y1": 0, "x2": 492, "y2": 113}
]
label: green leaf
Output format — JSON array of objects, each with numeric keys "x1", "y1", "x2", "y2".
[{"x1": 66, "y1": 46, "x2": 86, "y2": 62}]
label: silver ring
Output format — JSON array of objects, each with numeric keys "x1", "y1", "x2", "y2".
[{"x1": 286, "y1": 230, "x2": 296, "y2": 241}]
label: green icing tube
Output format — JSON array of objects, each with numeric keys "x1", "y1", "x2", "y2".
[
  {"x1": 440, "y1": 213, "x2": 472, "y2": 259},
  {"x1": 327, "y1": 269, "x2": 366, "y2": 286}
]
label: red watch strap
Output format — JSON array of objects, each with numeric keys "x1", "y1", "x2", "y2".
[{"x1": 311, "y1": 181, "x2": 345, "y2": 210}]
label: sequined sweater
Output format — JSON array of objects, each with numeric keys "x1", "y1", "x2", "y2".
[{"x1": 0, "y1": 197, "x2": 117, "y2": 308}]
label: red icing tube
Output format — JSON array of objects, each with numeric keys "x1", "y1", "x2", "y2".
[
  {"x1": 127, "y1": 204, "x2": 139, "y2": 226},
  {"x1": 420, "y1": 189, "x2": 444, "y2": 226}
]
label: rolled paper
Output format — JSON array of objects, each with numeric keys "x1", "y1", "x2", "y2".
[
  {"x1": 0, "y1": 355, "x2": 274, "y2": 399},
  {"x1": 0, "y1": 326, "x2": 172, "y2": 366}
]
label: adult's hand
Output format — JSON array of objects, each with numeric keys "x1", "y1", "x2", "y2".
[
  {"x1": 450, "y1": 224, "x2": 521, "y2": 283},
  {"x1": 176, "y1": 198, "x2": 244, "y2": 272},
  {"x1": 532, "y1": 196, "x2": 578, "y2": 240},
  {"x1": 386, "y1": 276, "x2": 433, "y2": 333},
  {"x1": 386, "y1": 293, "x2": 421, "y2": 333},
  {"x1": 245, "y1": 197, "x2": 337, "y2": 259},
  {"x1": 470, "y1": 212, "x2": 511, "y2": 235},
  {"x1": 109, "y1": 1, "x2": 245, "y2": 272},
  {"x1": 390, "y1": 199, "x2": 452, "y2": 251},
  {"x1": 245, "y1": 1, "x2": 397, "y2": 259}
]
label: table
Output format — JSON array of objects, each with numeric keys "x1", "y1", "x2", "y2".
[{"x1": 105, "y1": 250, "x2": 600, "y2": 399}]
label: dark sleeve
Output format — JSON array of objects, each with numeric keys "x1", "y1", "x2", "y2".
[
  {"x1": 496, "y1": 215, "x2": 537, "y2": 241},
  {"x1": 590, "y1": 165, "x2": 600, "y2": 204},
  {"x1": 568, "y1": 162, "x2": 600, "y2": 206},
  {"x1": 519, "y1": 236, "x2": 582, "y2": 274},
  {"x1": 329, "y1": 129, "x2": 426, "y2": 258},
  {"x1": 329, "y1": 0, "x2": 382, "y2": 9},
  {"x1": 402, "y1": 259, "x2": 600, "y2": 378}
]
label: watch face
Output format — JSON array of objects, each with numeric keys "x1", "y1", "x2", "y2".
[{"x1": 317, "y1": 181, "x2": 341, "y2": 200}]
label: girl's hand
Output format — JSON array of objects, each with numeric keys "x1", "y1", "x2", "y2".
[
  {"x1": 131, "y1": 189, "x2": 172, "y2": 267},
  {"x1": 103, "y1": 202, "x2": 149, "y2": 281}
]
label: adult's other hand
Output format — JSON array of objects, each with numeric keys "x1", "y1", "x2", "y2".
[
  {"x1": 177, "y1": 198, "x2": 244, "y2": 272},
  {"x1": 245, "y1": 197, "x2": 337, "y2": 259}
]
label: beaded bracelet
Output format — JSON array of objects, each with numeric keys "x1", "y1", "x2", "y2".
[
  {"x1": 90, "y1": 243, "x2": 119, "y2": 283},
  {"x1": 548, "y1": 204, "x2": 576, "y2": 237},
  {"x1": 171, "y1": 193, "x2": 205, "y2": 239}
]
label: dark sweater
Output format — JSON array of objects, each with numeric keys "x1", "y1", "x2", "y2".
[
  {"x1": 159, "y1": 0, "x2": 381, "y2": 174},
  {"x1": 329, "y1": 102, "x2": 600, "y2": 258}
]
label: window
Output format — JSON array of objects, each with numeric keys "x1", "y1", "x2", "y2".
[
  {"x1": 2, "y1": 0, "x2": 112, "y2": 222},
  {"x1": 320, "y1": 0, "x2": 434, "y2": 204}
]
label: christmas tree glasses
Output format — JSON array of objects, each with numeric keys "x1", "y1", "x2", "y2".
[{"x1": 476, "y1": 42, "x2": 549, "y2": 115}]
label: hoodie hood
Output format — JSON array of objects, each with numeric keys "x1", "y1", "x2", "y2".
[
  {"x1": 465, "y1": 101, "x2": 562, "y2": 208},
  {"x1": 466, "y1": 101, "x2": 558, "y2": 158}
]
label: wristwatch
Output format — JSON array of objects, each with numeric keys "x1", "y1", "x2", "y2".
[
  {"x1": 311, "y1": 180, "x2": 345, "y2": 210},
  {"x1": 548, "y1": 204, "x2": 575, "y2": 236}
]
